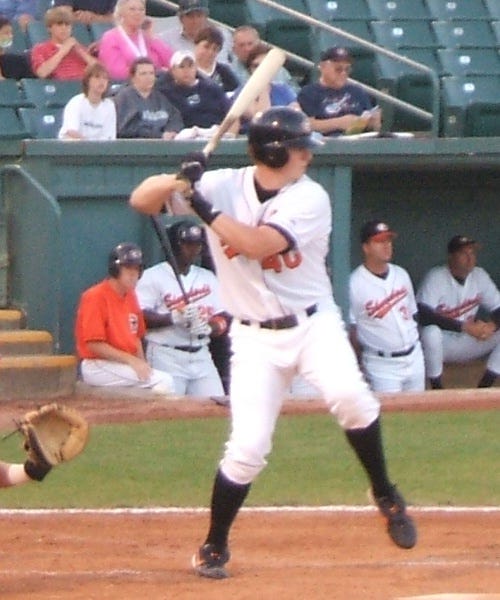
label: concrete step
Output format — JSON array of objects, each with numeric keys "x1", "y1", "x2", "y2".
[
  {"x1": 442, "y1": 359, "x2": 500, "y2": 388},
  {"x1": 0, "y1": 309, "x2": 25, "y2": 331},
  {"x1": 0, "y1": 330, "x2": 53, "y2": 356},
  {"x1": 0, "y1": 355, "x2": 78, "y2": 399}
]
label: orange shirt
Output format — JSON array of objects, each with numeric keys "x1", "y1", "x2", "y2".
[{"x1": 75, "y1": 279, "x2": 145, "y2": 359}]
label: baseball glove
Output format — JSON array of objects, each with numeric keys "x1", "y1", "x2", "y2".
[{"x1": 17, "y1": 403, "x2": 89, "y2": 481}]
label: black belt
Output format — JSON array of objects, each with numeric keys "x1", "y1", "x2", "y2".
[
  {"x1": 170, "y1": 345, "x2": 202, "y2": 353},
  {"x1": 375, "y1": 344, "x2": 416, "y2": 358},
  {"x1": 240, "y1": 304, "x2": 317, "y2": 330}
]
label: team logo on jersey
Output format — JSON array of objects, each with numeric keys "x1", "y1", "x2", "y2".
[
  {"x1": 128, "y1": 313, "x2": 139, "y2": 334},
  {"x1": 365, "y1": 287, "x2": 408, "y2": 319},
  {"x1": 222, "y1": 243, "x2": 303, "y2": 272},
  {"x1": 436, "y1": 295, "x2": 481, "y2": 319},
  {"x1": 163, "y1": 284, "x2": 211, "y2": 310}
]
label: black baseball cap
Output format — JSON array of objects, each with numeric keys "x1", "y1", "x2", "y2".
[
  {"x1": 447, "y1": 235, "x2": 478, "y2": 253},
  {"x1": 319, "y1": 47, "x2": 353, "y2": 63},
  {"x1": 178, "y1": 0, "x2": 208, "y2": 15},
  {"x1": 360, "y1": 220, "x2": 397, "y2": 243}
]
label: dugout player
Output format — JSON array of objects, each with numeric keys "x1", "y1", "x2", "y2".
[
  {"x1": 129, "y1": 107, "x2": 417, "y2": 579},
  {"x1": 417, "y1": 235, "x2": 500, "y2": 389},
  {"x1": 75, "y1": 242, "x2": 175, "y2": 394},
  {"x1": 349, "y1": 220, "x2": 425, "y2": 392},
  {"x1": 136, "y1": 219, "x2": 228, "y2": 398}
]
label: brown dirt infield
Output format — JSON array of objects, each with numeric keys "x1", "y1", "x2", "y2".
[{"x1": 0, "y1": 387, "x2": 499, "y2": 599}]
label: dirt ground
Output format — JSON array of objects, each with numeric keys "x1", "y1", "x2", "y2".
[{"x1": 0, "y1": 387, "x2": 499, "y2": 599}]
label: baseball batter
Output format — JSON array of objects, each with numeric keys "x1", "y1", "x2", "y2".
[
  {"x1": 417, "y1": 235, "x2": 500, "y2": 389},
  {"x1": 130, "y1": 107, "x2": 417, "y2": 579},
  {"x1": 136, "y1": 219, "x2": 227, "y2": 397},
  {"x1": 75, "y1": 242, "x2": 175, "y2": 395},
  {"x1": 349, "y1": 220, "x2": 425, "y2": 392}
]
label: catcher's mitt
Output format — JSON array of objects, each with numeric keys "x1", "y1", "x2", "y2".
[{"x1": 18, "y1": 403, "x2": 89, "y2": 481}]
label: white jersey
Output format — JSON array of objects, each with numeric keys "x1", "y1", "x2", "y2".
[
  {"x1": 417, "y1": 265, "x2": 500, "y2": 321},
  {"x1": 136, "y1": 261, "x2": 224, "y2": 347},
  {"x1": 349, "y1": 263, "x2": 419, "y2": 353},
  {"x1": 58, "y1": 93, "x2": 117, "y2": 140},
  {"x1": 198, "y1": 166, "x2": 334, "y2": 321}
]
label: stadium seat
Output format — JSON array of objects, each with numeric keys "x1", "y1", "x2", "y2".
[
  {"x1": 10, "y1": 20, "x2": 28, "y2": 53},
  {"x1": 431, "y1": 20, "x2": 497, "y2": 48},
  {"x1": 304, "y1": 0, "x2": 371, "y2": 22},
  {"x1": 491, "y1": 21, "x2": 500, "y2": 45},
  {"x1": 438, "y1": 48, "x2": 500, "y2": 76},
  {"x1": 208, "y1": 0, "x2": 250, "y2": 27},
  {"x1": 441, "y1": 75, "x2": 500, "y2": 137},
  {"x1": 89, "y1": 22, "x2": 114, "y2": 43},
  {"x1": 425, "y1": 0, "x2": 491, "y2": 21},
  {"x1": 21, "y1": 79, "x2": 81, "y2": 109},
  {"x1": 484, "y1": 0, "x2": 500, "y2": 20},
  {"x1": 18, "y1": 106, "x2": 63, "y2": 139},
  {"x1": 265, "y1": 19, "x2": 315, "y2": 60},
  {"x1": 375, "y1": 48, "x2": 440, "y2": 131},
  {"x1": 246, "y1": 0, "x2": 306, "y2": 26},
  {"x1": 371, "y1": 20, "x2": 439, "y2": 49},
  {"x1": 314, "y1": 21, "x2": 377, "y2": 87},
  {"x1": 0, "y1": 80, "x2": 30, "y2": 108},
  {"x1": 366, "y1": 0, "x2": 431, "y2": 21},
  {"x1": 0, "y1": 107, "x2": 28, "y2": 139}
]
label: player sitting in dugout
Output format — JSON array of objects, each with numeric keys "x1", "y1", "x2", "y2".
[{"x1": 298, "y1": 47, "x2": 381, "y2": 137}]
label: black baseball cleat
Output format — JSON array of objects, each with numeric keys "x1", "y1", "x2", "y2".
[
  {"x1": 192, "y1": 543, "x2": 230, "y2": 579},
  {"x1": 371, "y1": 485, "x2": 417, "y2": 549}
]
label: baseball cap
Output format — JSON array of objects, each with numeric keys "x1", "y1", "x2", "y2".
[
  {"x1": 170, "y1": 49, "x2": 195, "y2": 68},
  {"x1": 178, "y1": 223, "x2": 203, "y2": 243},
  {"x1": 360, "y1": 220, "x2": 397, "y2": 243},
  {"x1": 319, "y1": 47, "x2": 353, "y2": 63},
  {"x1": 178, "y1": 0, "x2": 208, "y2": 15},
  {"x1": 447, "y1": 235, "x2": 478, "y2": 253}
]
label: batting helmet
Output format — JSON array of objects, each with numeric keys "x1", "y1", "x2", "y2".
[
  {"x1": 248, "y1": 107, "x2": 323, "y2": 168},
  {"x1": 167, "y1": 220, "x2": 203, "y2": 255},
  {"x1": 108, "y1": 242, "x2": 143, "y2": 277}
]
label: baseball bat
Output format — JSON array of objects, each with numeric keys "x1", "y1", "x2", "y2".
[{"x1": 202, "y1": 47, "x2": 287, "y2": 158}]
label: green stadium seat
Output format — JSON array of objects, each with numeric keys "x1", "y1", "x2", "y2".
[
  {"x1": 208, "y1": 0, "x2": 250, "y2": 28},
  {"x1": 484, "y1": 0, "x2": 500, "y2": 20},
  {"x1": 425, "y1": 0, "x2": 491, "y2": 21},
  {"x1": 18, "y1": 106, "x2": 63, "y2": 139},
  {"x1": 438, "y1": 48, "x2": 500, "y2": 76},
  {"x1": 265, "y1": 19, "x2": 315, "y2": 60},
  {"x1": 10, "y1": 20, "x2": 28, "y2": 53},
  {"x1": 491, "y1": 21, "x2": 500, "y2": 45},
  {"x1": 314, "y1": 21, "x2": 377, "y2": 86},
  {"x1": 304, "y1": 0, "x2": 371, "y2": 22},
  {"x1": 0, "y1": 80, "x2": 30, "y2": 108},
  {"x1": 366, "y1": 0, "x2": 431, "y2": 21},
  {"x1": 0, "y1": 107, "x2": 28, "y2": 139},
  {"x1": 89, "y1": 21, "x2": 114, "y2": 43},
  {"x1": 371, "y1": 20, "x2": 439, "y2": 48},
  {"x1": 431, "y1": 20, "x2": 497, "y2": 48},
  {"x1": 21, "y1": 79, "x2": 81, "y2": 109},
  {"x1": 246, "y1": 0, "x2": 306, "y2": 25},
  {"x1": 441, "y1": 75, "x2": 500, "y2": 137},
  {"x1": 375, "y1": 48, "x2": 439, "y2": 131}
]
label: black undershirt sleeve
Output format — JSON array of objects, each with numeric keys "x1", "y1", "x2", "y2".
[{"x1": 416, "y1": 302, "x2": 462, "y2": 333}]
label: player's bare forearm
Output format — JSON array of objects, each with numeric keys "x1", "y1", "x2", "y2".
[
  {"x1": 129, "y1": 174, "x2": 190, "y2": 215},
  {"x1": 211, "y1": 214, "x2": 288, "y2": 260}
]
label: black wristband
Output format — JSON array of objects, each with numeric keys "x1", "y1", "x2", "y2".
[
  {"x1": 24, "y1": 459, "x2": 52, "y2": 482},
  {"x1": 190, "y1": 190, "x2": 221, "y2": 225}
]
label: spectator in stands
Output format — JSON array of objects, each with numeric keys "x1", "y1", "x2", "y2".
[
  {"x1": 52, "y1": 0, "x2": 117, "y2": 25},
  {"x1": 58, "y1": 62, "x2": 116, "y2": 139},
  {"x1": 298, "y1": 47, "x2": 381, "y2": 137},
  {"x1": 0, "y1": 0, "x2": 38, "y2": 32},
  {"x1": 240, "y1": 42, "x2": 300, "y2": 120},
  {"x1": 136, "y1": 219, "x2": 228, "y2": 398},
  {"x1": 417, "y1": 235, "x2": 500, "y2": 389},
  {"x1": 30, "y1": 6, "x2": 97, "y2": 80},
  {"x1": 230, "y1": 25, "x2": 297, "y2": 90},
  {"x1": 194, "y1": 25, "x2": 239, "y2": 94},
  {"x1": 75, "y1": 241, "x2": 175, "y2": 395},
  {"x1": 157, "y1": 49, "x2": 235, "y2": 131},
  {"x1": 114, "y1": 57, "x2": 183, "y2": 139},
  {"x1": 98, "y1": 0, "x2": 173, "y2": 81},
  {"x1": 0, "y1": 16, "x2": 34, "y2": 78},
  {"x1": 156, "y1": 0, "x2": 231, "y2": 64}
]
